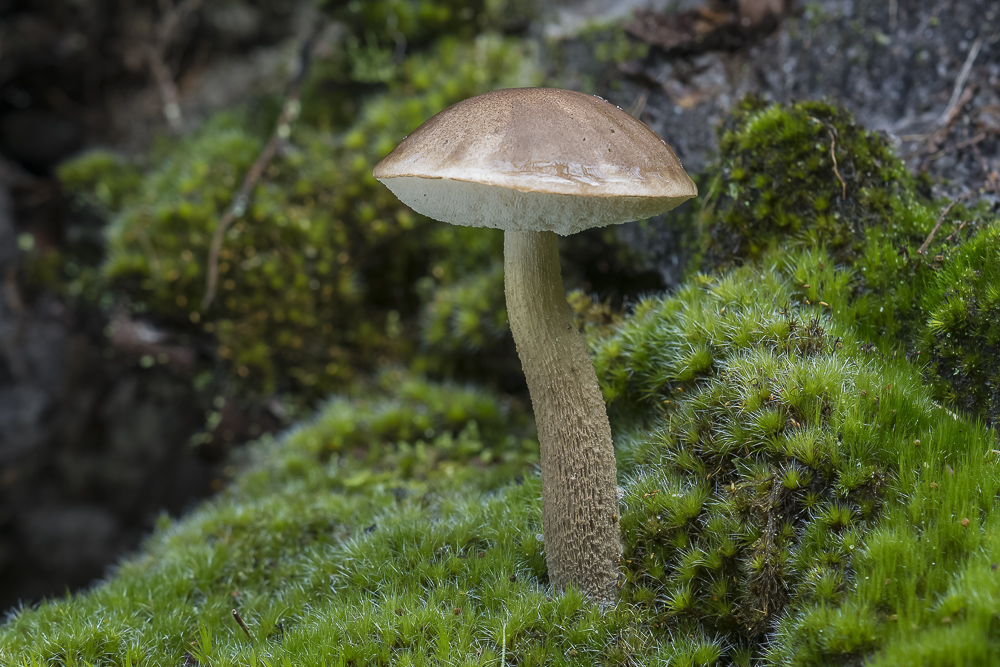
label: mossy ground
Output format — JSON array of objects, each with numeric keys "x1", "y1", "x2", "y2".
[
  {"x1": 598, "y1": 253, "x2": 1000, "y2": 665},
  {"x1": 12, "y1": 3, "x2": 1000, "y2": 663},
  {"x1": 4, "y1": 254, "x2": 999, "y2": 666}
]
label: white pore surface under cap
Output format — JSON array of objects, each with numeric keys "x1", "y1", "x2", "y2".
[
  {"x1": 382, "y1": 175, "x2": 692, "y2": 235},
  {"x1": 373, "y1": 88, "x2": 697, "y2": 234}
]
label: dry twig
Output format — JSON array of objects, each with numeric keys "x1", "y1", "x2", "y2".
[
  {"x1": 937, "y1": 35, "x2": 984, "y2": 128},
  {"x1": 202, "y1": 23, "x2": 325, "y2": 310},
  {"x1": 929, "y1": 131, "x2": 988, "y2": 161},
  {"x1": 146, "y1": 0, "x2": 203, "y2": 132},
  {"x1": 809, "y1": 116, "x2": 846, "y2": 199},
  {"x1": 917, "y1": 199, "x2": 959, "y2": 255},
  {"x1": 826, "y1": 127, "x2": 846, "y2": 200},
  {"x1": 231, "y1": 609, "x2": 254, "y2": 642},
  {"x1": 944, "y1": 219, "x2": 968, "y2": 243}
]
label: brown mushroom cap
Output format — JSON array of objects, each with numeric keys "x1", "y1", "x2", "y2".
[{"x1": 373, "y1": 87, "x2": 697, "y2": 235}]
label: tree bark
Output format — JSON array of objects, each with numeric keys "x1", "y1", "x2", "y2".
[{"x1": 503, "y1": 229, "x2": 620, "y2": 601}]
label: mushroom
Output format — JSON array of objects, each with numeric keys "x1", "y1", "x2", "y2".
[{"x1": 373, "y1": 87, "x2": 696, "y2": 600}]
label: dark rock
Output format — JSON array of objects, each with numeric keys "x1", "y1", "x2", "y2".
[
  {"x1": 589, "y1": 0, "x2": 1000, "y2": 289},
  {"x1": 0, "y1": 110, "x2": 82, "y2": 174},
  {"x1": 0, "y1": 165, "x2": 215, "y2": 608}
]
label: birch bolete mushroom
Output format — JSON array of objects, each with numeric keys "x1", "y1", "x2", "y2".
[{"x1": 373, "y1": 87, "x2": 696, "y2": 600}]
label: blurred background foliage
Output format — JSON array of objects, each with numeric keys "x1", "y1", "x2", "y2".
[
  {"x1": 44, "y1": 39, "x2": 1000, "y2": 432},
  {"x1": 50, "y1": 17, "x2": 541, "y2": 412},
  {"x1": 41, "y1": 0, "x2": 658, "y2": 425}
]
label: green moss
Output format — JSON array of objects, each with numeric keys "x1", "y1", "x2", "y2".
[
  {"x1": 418, "y1": 259, "x2": 508, "y2": 353},
  {"x1": 700, "y1": 96, "x2": 921, "y2": 270},
  {"x1": 323, "y1": 0, "x2": 539, "y2": 46},
  {"x1": 918, "y1": 223, "x2": 1000, "y2": 425},
  {"x1": 0, "y1": 373, "x2": 546, "y2": 667},
  {"x1": 57, "y1": 150, "x2": 143, "y2": 212},
  {"x1": 598, "y1": 255, "x2": 1000, "y2": 664},
  {"x1": 687, "y1": 96, "x2": 1000, "y2": 427},
  {"x1": 5, "y1": 259, "x2": 999, "y2": 665},
  {"x1": 567, "y1": 289, "x2": 624, "y2": 341},
  {"x1": 301, "y1": 0, "x2": 540, "y2": 129}
]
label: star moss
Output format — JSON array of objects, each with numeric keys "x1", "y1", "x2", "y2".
[
  {"x1": 919, "y1": 223, "x2": 1000, "y2": 426},
  {"x1": 597, "y1": 252, "x2": 1000, "y2": 664}
]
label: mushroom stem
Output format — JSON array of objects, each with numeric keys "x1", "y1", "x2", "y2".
[{"x1": 503, "y1": 229, "x2": 620, "y2": 601}]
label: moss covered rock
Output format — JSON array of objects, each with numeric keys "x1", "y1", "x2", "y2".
[
  {"x1": 678, "y1": 96, "x2": 999, "y2": 427},
  {"x1": 697, "y1": 95, "x2": 927, "y2": 269},
  {"x1": 57, "y1": 34, "x2": 541, "y2": 403}
]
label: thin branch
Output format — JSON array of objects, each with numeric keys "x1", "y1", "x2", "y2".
[
  {"x1": 202, "y1": 23, "x2": 325, "y2": 310},
  {"x1": 944, "y1": 219, "x2": 968, "y2": 243},
  {"x1": 146, "y1": 0, "x2": 203, "y2": 132},
  {"x1": 809, "y1": 116, "x2": 846, "y2": 199},
  {"x1": 936, "y1": 34, "x2": 983, "y2": 128},
  {"x1": 917, "y1": 199, "x2": 958, "y2": 255},
  {"x1": 929, "y1": 131, "x2": 988, "y2": 161},
  {"x1": 826, "y1": 127, "x2": 846, "y2": 199}
]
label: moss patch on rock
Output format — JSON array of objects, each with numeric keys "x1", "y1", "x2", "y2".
[
  {"x1": 53, "y1": 34, "x2": 540, "y2": 404},
  {"x1": 696, "y1": 95, "x2": 930, "y2": 270},
  {"x1": 676, "y1": 96, "x2": 999, "y2": 426}
]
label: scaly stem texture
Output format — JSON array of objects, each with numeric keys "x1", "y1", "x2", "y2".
[{"x1": 504, "y1": 229, "x2": 620, "y2": 601}]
